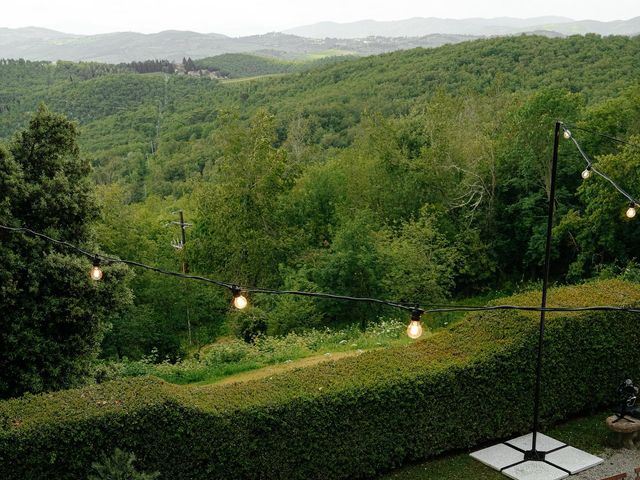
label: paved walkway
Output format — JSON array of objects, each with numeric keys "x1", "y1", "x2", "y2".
[{"x1": 574, "y1": 448, "x2": 640, "y2": 479}]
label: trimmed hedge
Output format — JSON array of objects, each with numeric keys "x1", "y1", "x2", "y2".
[{"x1": 1, "y1": 279, "x2": 640, "y2": 479}]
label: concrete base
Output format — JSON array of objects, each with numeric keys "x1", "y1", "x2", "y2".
[
  {"x1": 470, "y1": 433, "x2": 603, "y2": 480},
  {"x1": 503, "y1": 461, "x2": 568, "y2": 480}
]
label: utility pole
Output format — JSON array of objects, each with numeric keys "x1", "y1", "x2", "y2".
[{"x1": 170, "y1": 211, "x2": 193, "y2": 345}]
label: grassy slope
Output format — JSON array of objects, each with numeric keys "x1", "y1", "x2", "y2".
[{"x1": 106, "y1": 321, "x2": 415, "y2": 386}]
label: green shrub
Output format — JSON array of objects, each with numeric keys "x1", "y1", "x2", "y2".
[
  {"x1": 1, "y1": 279, "x2": 640, "y2": 480},
  {"x1": 89, "y1": 448, "x2": 159, "y2": 480}
]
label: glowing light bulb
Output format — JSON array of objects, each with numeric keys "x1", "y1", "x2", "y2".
[
  {"x1": 407, "y1": 320, "x2": 423, "y2": 339},
  {"x1": 233, "y1": 294, "x2": 248, "y2": 309},
  {"x1": 231, "y1": 287, "x2": 248, "y2": 309},
  {"x1": 563, "y1": 129, "x2": 571, "y2": 139},
  {"x1": 406, "y1": 309, "x2": 424, "y2": 339},
  {"x1": 626, "y1": 205, "x2": 637, "y2": 219},
  {"x1": 90, "y1": 265, "x2": 103, "y2": 281},
  {"x1": 581, "y1": 168, "x2": 591, "y2": 179}
]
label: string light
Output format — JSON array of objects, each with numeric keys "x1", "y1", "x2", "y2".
[
  {"x1": 563, "y1": 124, "x2": 640, "y2": 222},
  {"x1": 231, "y1": 286, "x2": 248, "y2": 309},
  {"x1": 406, "y1": 309, "x2": 424, "y2": 339},
  {"x1": 90, "y1": 258, "x2": 103, "y2": 281},
  {"x1": 4, "y1": 224, "x2": 640, "y2": 319}
]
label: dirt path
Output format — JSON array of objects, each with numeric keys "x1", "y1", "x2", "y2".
[{"x1": 213, "y1": 350, "x2": 363, "y2": 386}]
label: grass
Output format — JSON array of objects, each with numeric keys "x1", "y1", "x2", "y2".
[
  {"x1": 219, "y1": 73, "x2": 286, "y2": 84},
  {"x1": 302, "y1": 49, "x2": 357, "y2": 60},
  {"x1": 98, "y1": 318, "x2": 417, "y2": 385},
  {"x1": 377, "y1": 411, "x2": 614, "y2": 479}
]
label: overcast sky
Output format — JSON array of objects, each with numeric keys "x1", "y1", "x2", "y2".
[{"x1": 4, "y1": 0, "x2": 640, "y2": 36}]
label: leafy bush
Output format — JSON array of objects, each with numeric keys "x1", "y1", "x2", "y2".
[
  {"x1": 1, "y1": 279, "x2": 639, "y2": 480},
  {"x1": 88, "y1": 448, "x2": 159, "y2": 480}
]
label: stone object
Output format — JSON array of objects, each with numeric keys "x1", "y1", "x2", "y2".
[{"x1": 606, "y1": 415, "x2": 640, "y2": 449}]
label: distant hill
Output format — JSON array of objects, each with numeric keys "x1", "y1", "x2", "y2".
[
  {"x1": 0, "y1": 28, "x2": 244, "y2": 63},
  {"x1": 2, "y1": 16, "x2": 638, "y2": 64},
  {"x1": 530, "y1": 16, "x2": 640, "y2": 36},
  {"x1": 1, "y1": 34, "x2": 639, "y2": 197},
  {"x1": 0, "y1": 27, "x2": 482, "y2": 63},
  {"x1": 284, "y1": 16, "x2": 640, "y2": 38},
  {"x1": 2, "y1": 33, "x2": 639, "y2": 143}
]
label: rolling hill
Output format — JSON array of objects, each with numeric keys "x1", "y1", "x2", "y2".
[
  {"x1": 0, "y1": 27, "x2": 478, "y2": 63},
  {"x1": 1, "y1": 16, "x2": 639, "y2": 63},
  {"x1": 1, "y1": 34, "x2": 639, "y2": 196},
  {"x1": 285, "y1": 15, "x2": 640, "y2": 38}
]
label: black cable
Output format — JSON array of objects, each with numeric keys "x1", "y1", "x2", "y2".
[
  {"x1": 245, "y1": 286, "x2": 415, "y2": 311},
  {"x1": 0, "y1": 225, "x2": 418, "y2": 312},
  {"x1": 0, "y1": 225, "x2": 233, "y2": 290},
  {"x1": 563, "y1": 124, "x2": 640, "y2": 150},
  {"x1": 422, "y1": 305, "x2": 640, "y2": 314},
  {"x1": 568, "y1": 135, "x2": 593, "y2": 167},
  {"x1": 3, "y1": 224, "x2": 640, "y2": 317}
]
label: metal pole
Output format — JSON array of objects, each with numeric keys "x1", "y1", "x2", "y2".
[
  {"x1": 176, "y1": 210, "x2": 191, "y2": 345},
  {"x1": 527, "y1": 121, "x2": 560, "y2": 460},
  {"x1": 179, "y1": 210, "x2": 187, "y2": 262}
]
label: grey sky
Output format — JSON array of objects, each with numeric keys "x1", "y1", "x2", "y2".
[{"x1": 4, "y1": 0, "x2": 640, "y2": 36}]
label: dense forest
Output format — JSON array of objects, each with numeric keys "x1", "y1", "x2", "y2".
[
  {"x1": 1, "y1": 33, "x2": 639, "y2": 362},
  {"x1": 193, "y1": 53, "x2": 354, "y2": 78}
]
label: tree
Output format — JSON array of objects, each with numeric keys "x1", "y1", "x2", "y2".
[
  {"x1": 378, "y1": 207, "x2": 459, "y2": 305},
  {"x1": 0, "y1": 105, "x2": 132, "y2": 398},
  {"x1": 190, "y1": 111, "x2": 298, "y2": 288},
  {"x1": 493, "y1": 89, "x2": 583, "y2": 279}
]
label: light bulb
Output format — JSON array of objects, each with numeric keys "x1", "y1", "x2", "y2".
[
  {"x1": 406, "y1": 309, "x2": 424, "y2": 339},
  {"x1": 407, "y1": 320, "x2": 423, "y2": 339},
  {"x1": 581, "y1": 168, "x2": 591, "y2": 179},
  {"x1": 231, "y1": 286, "x2": 248, "y2": 309},
  {"x1": 233, "y1": 294, "x2": 248, "y2": 309},
  {"x1": 90, "y1": 265, "x2": 103, "y2": 281},
  {"x1": 626, "y1": 206, "x2": 637, "y2": 219},
  {"x1": 563, "y1": 129, "x2": 571, "y2": 139}
]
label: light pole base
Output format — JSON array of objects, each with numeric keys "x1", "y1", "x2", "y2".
[{"x1": 470, "y1": 432, "x2": 603, "y2": 480}]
